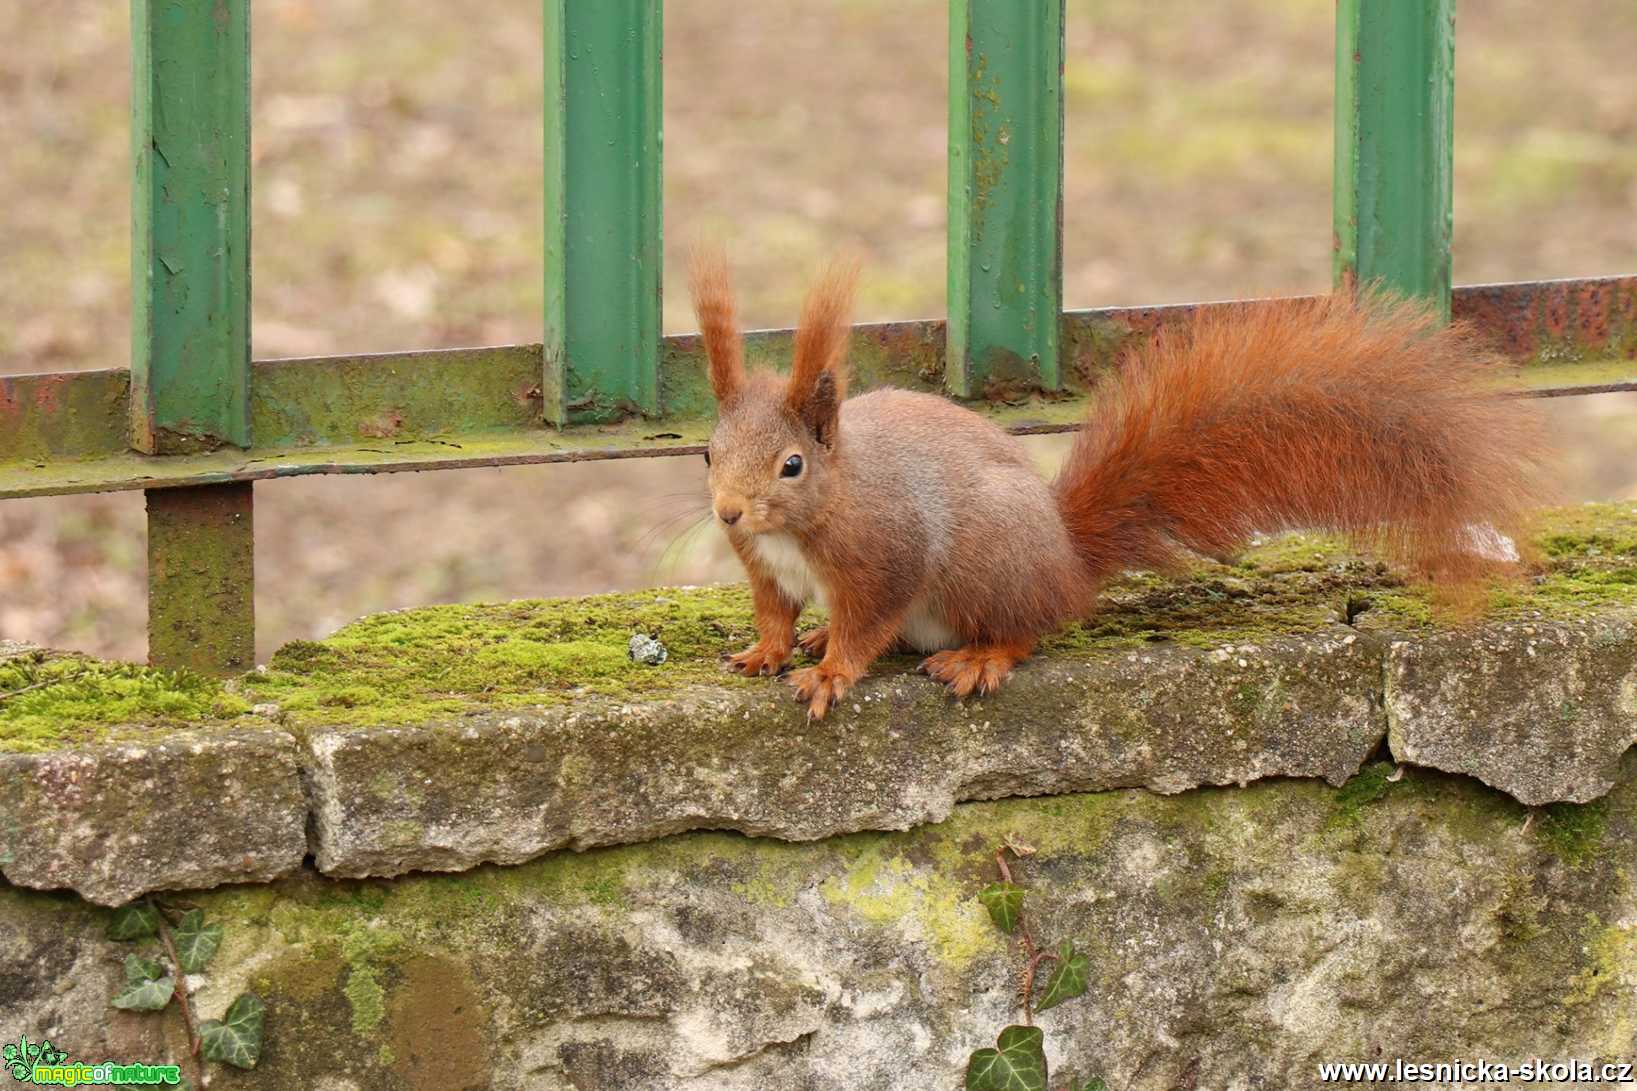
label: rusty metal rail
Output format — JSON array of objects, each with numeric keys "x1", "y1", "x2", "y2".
[
  {"x1": 5, "y1": 275, "x2": 1633, "y2": 502},
  {"x1": 1, "y1": 0, "x2": 1633, "y2": 673}
]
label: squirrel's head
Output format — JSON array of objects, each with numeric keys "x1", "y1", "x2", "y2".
[{"x1": 689, "y1": 248, "x2": 857, "y2": 538}]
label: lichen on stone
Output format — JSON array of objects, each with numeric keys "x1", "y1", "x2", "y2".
[{"x1": 5, "y1": 768, "x2": 1636, "y2": 1089}]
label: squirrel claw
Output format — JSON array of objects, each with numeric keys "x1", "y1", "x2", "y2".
[
  {"x1": 787, "y1": 665, "x2": 850, "y2": 719},
  {"x1": 725, "y1": 643, "x2": 792, "y2": 677}
]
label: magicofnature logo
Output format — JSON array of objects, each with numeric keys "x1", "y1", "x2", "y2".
[
  {"x1": 3, "y1": 1035, "x2": 181, "y2": 1086},
  {"x1": 3, "y1": 1037, "x2": 66, "y2": 1079}
]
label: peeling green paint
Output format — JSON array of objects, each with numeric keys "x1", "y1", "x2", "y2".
[
  {"x1": 1333, "y1": 0, "x2": 1454, "y2": 317},
  {"x1": 542, "y1": 0, "x2": 662, "y2": 424},
  {"x1": 946, "y1": 0, "x2": 1064, "y2": 397},
  {"x1": 130, "y1": 0, "x2": 251, "y2": 452}
]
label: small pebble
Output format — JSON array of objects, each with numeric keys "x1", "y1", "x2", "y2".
[{"x1": 628, "y1": 633, "x2": 668, "y2": 665}]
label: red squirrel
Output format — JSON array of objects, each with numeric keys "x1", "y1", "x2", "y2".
[{"x1": 690, "y1": 249, "x2": 1550, "y2": 719}]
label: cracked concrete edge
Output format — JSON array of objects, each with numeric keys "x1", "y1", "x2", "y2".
[
  {"x1": 302, "y1": 626, "x2": 1389, "y2": 879},
  {"x1": 0, "y1": 728, "x2": 308, "y2": 906},
  {"x1": 1384, "y1": 610, "x2": 1637, "y2": 805},
  {"x1": 6, "y1": 610, "x2": 1637, "y2": 903}
]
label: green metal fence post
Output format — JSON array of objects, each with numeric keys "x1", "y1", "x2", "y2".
[
  {"x1": 1334, "y1": 0, "x2": 1456, "y2": 318},
  {"x1": 147, "y1": 484, "x2": 256, "y2": 675},
  {"x1": 542, "y1": 0, "x2": 663, "y2": 424},
  {"x1": 947, "y1": 0, "x2": 1065, "y2": 398},
  {"x1": 132, "y1": 0, "x2": 255, "y2": 674}
]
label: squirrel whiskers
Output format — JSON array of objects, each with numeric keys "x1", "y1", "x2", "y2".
[{"x1": 691, "y1": 250, "x2": 1552, "y2": 719}]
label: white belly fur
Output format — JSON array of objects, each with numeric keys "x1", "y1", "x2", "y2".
[
  {"x1": 899, "y1": 603, "x2": 961, "y2": 653},
  {"x1": 751, "y1": 533, "x2": 827, "y2": 608},
  {"x1": 749, "y1": 533, "x2": 960, "y2": 652}
]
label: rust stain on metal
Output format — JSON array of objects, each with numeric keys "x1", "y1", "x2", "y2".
[
  {"x1": 1574, "y1": 280, "x2": 1612, "y2": 348},
  {"x1": 1452, "y1": 276, "x2": 1637, "y2": 361},
  {"x1": 1542, "y1": 290, "x2": 1569, "y2": 339},
  {"x1": 30, "y1": 374, "x2": 67, "y2": 412},
  {"x1": 357, "y1": 410, "x2": 406, "y2": 439},
  {"x1": 152, "y1": 426, "x2": 230, "y2": 455},
  {"x1": 4, "y1": 277, "x2": 1634, "y2": 502}
]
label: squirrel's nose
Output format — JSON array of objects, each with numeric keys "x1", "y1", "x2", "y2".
[{"x1": 717, "y1": 507, "x2": 742, "y2": 526}]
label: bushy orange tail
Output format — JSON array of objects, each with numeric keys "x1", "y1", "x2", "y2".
[{"x1": 1053, "y1": 293, "x2": 1554, "y2": 590}]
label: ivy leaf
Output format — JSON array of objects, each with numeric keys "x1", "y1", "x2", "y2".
[
  {"x1": 965, "y1": 1024, "x2": 1047, "y2": 1090},
  {"x1": 107, "y1": 902, "x2": 160, "y2": 941},
  {"x1": 111, "y1": 975, "x2": 174, "y2": 1011},
  {"x1": 124, "y1": 953, "x2": 166, "y2": 984},
  {"x1": 173, "y1": 908, "x2": 223, "y2": 972},
  {"x1": 1035, "y1": 938, "x2": 1090, "y2": 1013},
  {"x1": 199, "y1": 993, "x2": 265, "y2": 1069},
  {"x1": 977, "y1": 881, "x2": 1025, "y2": 934},
  {"x1": 1072, "y1": 1078, "x2": 1108, "y2": 1091}
]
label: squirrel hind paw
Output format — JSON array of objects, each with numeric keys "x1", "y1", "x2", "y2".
[
  {"x1": 919, "y1": 644, "x2": 1031, "y2": 698},
  {"x1": 796, "y1": 626, "x2": 829, "y2": 658}
]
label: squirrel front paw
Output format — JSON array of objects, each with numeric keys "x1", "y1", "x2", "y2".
[
  {"x1": 724, "y1": 641, "x2": 792, "y2": 677},
  {"x1": 787, "y1": 663, "x2": 856, "y2": 719},
  {"x1": 796, "y1": 626, "x2": 829, "y2": 658}
]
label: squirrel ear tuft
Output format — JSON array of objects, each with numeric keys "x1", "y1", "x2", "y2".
[
  {"x1": 688, "y1": 244, "x2": 746, "y2": 405},
  {"x1": 801, "y1": 370, "x2": 842, "y2": 448},
  {"x1": 786, "y1": 256, "x2": 858, "y2": 419}
]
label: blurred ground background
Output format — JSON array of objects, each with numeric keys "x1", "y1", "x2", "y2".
[{"x1": 2, "y1": 0, "x2": 1635, "y2": 661}]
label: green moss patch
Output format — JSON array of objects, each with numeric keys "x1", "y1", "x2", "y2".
[
  {"x1": 234, "y1": 585, "x2": 776, "y2": 728},
  {"x1": 6, "y1": 504, "x2": 1635, "y2": 745},
  {"x1": 0, "y1": 647, "x2": 251, "y2": 753},
  {"x1": 1326, "y1": 761, "x2": 1402, "y2": 829},
  {"x1": 1536, "y1": 799, "x2": 1612, "y2": 868},
  {"x1": 1046, "y1": 503, "x2": 1637, "y2": 651}
]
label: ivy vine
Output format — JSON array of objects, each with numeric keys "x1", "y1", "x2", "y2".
[
  {"x1": 106, "y1": 898, "x2": 265, "y2": 1084},
  {"x1": 967, "y1": 836, "x2": 1108, "y2": 1091}
]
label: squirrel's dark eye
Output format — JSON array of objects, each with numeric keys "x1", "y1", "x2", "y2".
[
  {"x1": 781, "y1": 453, "x2": 804, "y2": 478},
  {"x1": 703, "y1": 450, "x2": 711, "y2": 467}
]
